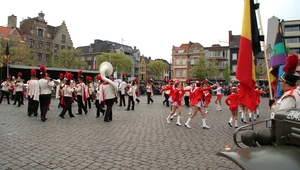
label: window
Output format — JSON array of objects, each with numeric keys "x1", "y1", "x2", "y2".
[
  {"x1": 232, "y1": 53, "x2": 237, "y2": 60},
  {"x1": 232, "y1": 65, "x2": 237, "y2": 73},
  {"x1": 285, "y1": 37, "x2": 299, "y2": 43},
  {"x1": 54, "y1": 44, "x2": 59, "y2": 51},
  {"x1": 37, "y1": 28, "x2": 43, "y2": 37},
  {"x1": 38, "y1": 53, "x2": 42, "y2": 61},
  {"x1": 45, "y1": 54, "x2": 50, "y2": 61},
  {"x1": 182, "y1": 69, "x2": 186, "y2": 77},
  {"x1": 182, "y1": 58, "x2": 186, "y2": 65},
  {"x1": 38, "y1": 41, "x2": 43, "y2": 48},
  {"x1": 290, "y1": 48, "x2": 300, "y2": 54},
  {"x1": 61, "y1": 34, "x2": 66, "y2": 43},
  {"x1": 176, "y1": 69, "x2": 180, "y2": 77},
  {"x1": 193, "y1": 49, "x2": 200, "y2": 54},
  {"x1": 29, "y1": 39, "x2": 34, "y2": 47},
  {"x1": 61, "y1": 45, "x2": 65, "y2": 50},
  {"x1": 68, "y1": 46, "x2": 71, "y2": 50},
  {"x1": 46, "y1": 42, "x2": 50, "y2": 50},
  {"x1": 54, "y1": 56, "x2": 58, "y2": 62},
  {"x1": 81, "y1": 57, "x2": 85, "y2": 61},
  {"x1": 285, "y1": 26, "x2": 300, "y2": 32},
  {"x1": 88, "y1": 65, "x2": 92, "y2": 70},
  {"x1": 89, "y1": 48, "x2": 94, "y2": 52},
  {"x1": 87, "y1": 56, "x2": 92, "y2": 61},
  {"x1": 178, "y1": 50, "x2": 184, "y2": 53},
  {"x1": 190, "y1": 58, "x2": 195, "y2": 65},
  {"x1": 176, "y1": 58, "x2": 180, "y2": 65}
]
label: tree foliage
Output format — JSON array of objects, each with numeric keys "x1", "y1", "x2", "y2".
[
  {"x1": 147, "y1": 60, "x2": 168, "y2": 80},
  {"x1": 48, "y1": 49, "x2": 87, "y2": 69},
  {"x1": 223, "y1": 63, "x2": 232, "y2": 83},
  {"x1": 191, "y1": 55, "x2": 219, "y2": 80},
  {"x1": 0, "y1": 36, "x2": 34, "y2": 67},
  {"x1": 96, "y1": 52, "x2": 133, "y2": 75}
]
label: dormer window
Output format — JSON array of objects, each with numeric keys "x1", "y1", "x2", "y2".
[
  {"x1": 89, "y1": 48, "x2": 94, "y2": 52},
  {"x1": 178, "y1": 50, "x2": 184, "y2": 53}
]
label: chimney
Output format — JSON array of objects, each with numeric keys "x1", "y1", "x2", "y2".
[
  {"x1": 8, "y1": 14, "x2": 17, "y2": 28},
  {"x1": 38, "y1": 11, "x2": 45, "y2": 21},
  {"x1": 229, "y1": 30, "x2": 232, "y2": 43},
  {"x1": 134, "y1": 46, "x2": 136, "y2": 50}
]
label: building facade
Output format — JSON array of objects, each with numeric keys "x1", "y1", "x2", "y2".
[
  {"x1": 77, "y1": 39, "x2": 140, "y2": 80},
  {"x1": 15, "y1": 11, "x2": 73, "y2": 66}
]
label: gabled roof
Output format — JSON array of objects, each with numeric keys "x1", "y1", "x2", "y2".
[
  {"x1": 179, "y1": 43, "x2": 189, "y2": 53},
  {"x1": 0, "y1": 26, "x2": 24, "y2": 41}
]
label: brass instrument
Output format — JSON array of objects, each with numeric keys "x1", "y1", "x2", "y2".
[{"x1": 99, "y1": 62, "x2": 118, "y2": 93}]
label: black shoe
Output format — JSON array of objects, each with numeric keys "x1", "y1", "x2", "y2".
[
  {"x1": 257, "y1": 115, "x2": 259, "y2": 118},
  {"x1": 34, "y1": 114, "x2": 38, "y2": 117},
  {"x1": 59, "y1": 115, "x2": 65, "y2": 119},
  {"x1": 96, "y1": 115, "x2": 99, "y2": 118},
  {"x1": 100, "y1": 109, "x2": 105, "y2": 114},
  {"x1": 104, "y1": 119, "x2": 110, "y2": 122},
  {"x1": 118, "y1": 105, "x2": 122, "y2": 107},
  {"x1": 131, "y1": 109, "x2": 134, "y2": 110},
  {"x1": 28, "y1": 114, "x2": 32, "y2": 117},
  {"x1": 70, "y1": 115, "x2": 75, "y2": 118},
  {"x1": 84, "y1": 110, "x2": 88, "y2": 114},
  {"x1": 13, "y1": 103, "x2": 16, "y2": 105},
  {"x1": 249, "y1": 118, "x2": 252, "y2": 122},
  {"x1": 228, "y1": 122, "x2": 232, "y2": 127}
]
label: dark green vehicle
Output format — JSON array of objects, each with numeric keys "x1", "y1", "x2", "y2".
[{"x1": 218, "y1": 109, "x2": 300, "y2": 170}]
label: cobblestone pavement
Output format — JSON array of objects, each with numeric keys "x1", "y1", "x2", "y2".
[{"x1": 0, "y1": 95, "x2": 272, "y2": 170}]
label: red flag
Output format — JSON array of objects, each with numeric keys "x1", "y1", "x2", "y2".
[
  {"x1": 236, "y1": 0, "x2": 262, "y2": 112},
  {"x1": 4, "y1": 42, "x2": 9, "y2": 65}
]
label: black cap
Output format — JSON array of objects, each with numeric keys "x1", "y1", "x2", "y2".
[{"x1": 280, "y1": 72, "x2": 300, "y2": 86}]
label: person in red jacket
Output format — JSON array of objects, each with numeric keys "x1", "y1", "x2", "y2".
[
  {"x1": 252, "y1": 86, "x2": 265, "y2": 121},
  {"x1": 184, "y1": 81, "x2": 216, "y2": 129},
  {"x1": 203, "y1": 89, "x2": 212, "y2": 114},
  {"x1": 164, "y1": 80, "x2": 185, "y2": 126},
  {"x1": 225, "y1": 87, "x2": 240, "y2": 128}
]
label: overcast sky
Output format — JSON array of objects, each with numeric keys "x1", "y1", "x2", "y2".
[{"x1": 1, "y1": 0, "x2": 299, "y2": 62}]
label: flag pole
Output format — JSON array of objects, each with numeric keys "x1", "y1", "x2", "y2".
[{"x1": 255, "y1": 0, "x2": 273, "y2": 100}]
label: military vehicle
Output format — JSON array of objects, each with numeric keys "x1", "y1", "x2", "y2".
[{"x1": 218, "y1": 108, "x2": 300, "y2": 170}]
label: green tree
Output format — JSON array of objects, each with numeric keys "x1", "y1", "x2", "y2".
[
  {"x1": 191, "y1": 55, "x2": 219, "y2": 80},
  {"x1": 96, "y1": 52, "x2": 133, "y2": 76},
  {"x1": 147, "y1": 60, "x2": 168, "y2": 80},
  {"x1": 223, "y1": 63, "x2": 232, "y2": 84},
  {"x1": 48, "y1": 49, "x2": 87, "y2": 69},
  {"x1": 0, "y1": 37, "x2": 34, "y2": 66}
]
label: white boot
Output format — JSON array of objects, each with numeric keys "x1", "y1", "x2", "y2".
[
  {"x1": 249, "y1": 112, "x2": 252, "y2": 121},
  {"x1": 257, "y1": 109, "x2": 260, "y2": 118},
  {"x1": 185, "y1": 118, "x2": 191, "y2": 128},
  {"x1": 254, "y1": 114, "x2": 257, "y2": 121},
  {"x1": 188, "y1": 108, "x2": 192, "y2": 115},
  {"x1": 174, "y1": 112, "x2": 177, "y2": 117},
  {"x1": 228, "y1": 118, "x2": 233, "y2": 127},
  {"x1": 166, "y1": 115, "x2": 171, "y2": 123},
  {"x1": 235, "y1": 120, "x2": 238, "y2": 128},
  {"x1": 176, "y1": 116, "x2": 181, "y2": 126},
  {"x1": 202, "y1": 118, "x2": 210, "y2": 129}
]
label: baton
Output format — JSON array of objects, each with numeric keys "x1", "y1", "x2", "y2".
[{"x1": 205, "y1": 79, "x2": 215, "y2": 85}]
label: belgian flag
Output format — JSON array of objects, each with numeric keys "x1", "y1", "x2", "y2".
[{"x1": 236, "y1": 0, "x2": 263, "y2": 112}]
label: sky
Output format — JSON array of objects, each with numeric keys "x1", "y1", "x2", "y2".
[{"x1": 1, "y1": 0, "x2": 300, "y2": 62}]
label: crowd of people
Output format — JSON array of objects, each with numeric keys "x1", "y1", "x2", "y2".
[{"x1": 1, "y1": 54, "x2": 300, "y2": 129}]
